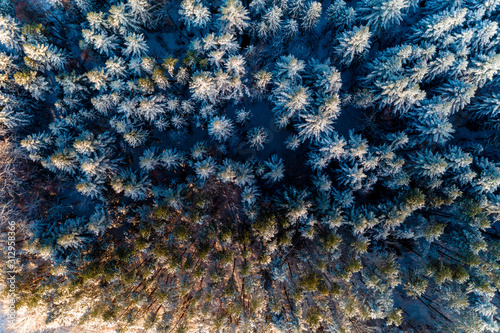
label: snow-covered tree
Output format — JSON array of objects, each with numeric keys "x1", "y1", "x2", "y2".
[
  {"x1": 160, "y1": 148, "x2": 185, "y2": 170},
  {"x1": 91, "y1": 32, "x2": 119, "y2": 56},
  {"x1": 259, "y1": 6, "x2": 283, "y2": 38},
  {"x1": 272, "y1": 83, "x2": 311, "y2": 128},
  {"x1": 358, "y1": 0, "x2": 414, "y2": 32},
  {"x1": 337, "y1": 162, "x2": 366, "y2": 190},
  {"x1": 435, "y1": 80, "x2": 476, "y2": 113},
  {"x1": 301, "y1": 1, "x2": 322, "y2": 31},
  {"x1": 412, "y1": 149, "x2": 448, "y2": 179},
  {"x1": 127, "y1": 0, "x2": 152, "y2": 25},
  {"x1": 218, "y1": 0, "x2": 250, "y2": 34},
  {"x1": 253, "y1": 70, "x2": 273, "y2": 93},
  {"x1": 137, "y1": 95, "x2": 166, "y2": 123},
  {"x1": 247, "y1": 126, "x2": 269, "y2": 150},
  {"x1": 107, "y1": 3, "x2": 138, "y2": 34},
  {"x1": 262, "y1": 154, "x2": 285, "y2": 183},
  {"x1": 275, "y1": 55, "x2": 305, "y2": 82},
  {"x1": 123, "y1": 128, "x2": 149, "y2": 147},
  {"x1": 412, "y1": 8, "x2": 467, "y2": 43},
  {"x1": 285, "y1": 134, "x2": 301, "y2": 150},
  {"x1": 297, "y1": 110, "x2": 336, "y2": 143},
  {"x1": 111, "y1": 169, "x2": 151, "y2": 200},
  {"x1": 235, "y1": 108, "x2": 252, "y2": 125},
  {"x1": 87, "y1": 11, "x2": 108, "y2": 31},
  {"x1": 190, "y1": 71, "x2": 218, "y2": 104},
  {"x1": 326, "y1": 0, "x2": 356, "y2": 33},
  {"x1": 466, "y1": 52, "x2": 500, "y2": 88},
  {"x1": 208, "y1": 115, "x2": 234, "y2": 142},
  {"x1": 23, "y1": 43, "x2": 66, "y2": 71},
  {"x1": 335, "y1": 26, "x2": 372, "y2": 66},
  {"x1": 179, "y1": 0, "x2": 211, "y2": 30},
  {"x1": 413, "y1": 113, "x2": 455, "y2": 145},
  {"x1": 123, "y1": 33, "x2": 149, "y2": 58},
  {"x1": 375, "y1": 76, "x2": 426, "y2": 114},
  {"x1": 0, "y1": 15, "x2": 23, "y2": 51},
  {"x1": 139, "y1": 148, "x2": 159, "y2": 171},
  {"x1": 105, "y1": 57, "x2": 128, "y2": 78},
  {"x1": 194, "y1": 156, "x2": 217, "y2": 180}
]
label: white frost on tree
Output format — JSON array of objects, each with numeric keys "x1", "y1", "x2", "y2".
[
  {"x1": 358, "y1": 0, "x2": 414, "y2": 32},
  {"x1": 247, "y1": 126, "x2": 269, "y2": 150},
  {"x1": 179, "y1": 0, "x2": 211, "y2": 30},
  {"x1": 335, "y1": 25, "x2": 372, "y2": 67},
  {"x1": 262, "y1": 154, "x2": 285, "y2": 183},
  {"x1": 123, "y1": 33, "x2": 149, "y2": 58},
  {"x1": 194, "y1": 156, "x2": 217, "y2": 180},
  {"x1": 218, "y1": 0, "x2": 250, "y2": 34},
  {"x1": 208, "y1": 115, "x2": 234, "y2": 142}
]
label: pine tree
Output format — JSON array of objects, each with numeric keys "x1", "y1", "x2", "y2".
[
  {"x1": 253, "y1": 70, "x2": 273, "y2": 93},
  {"x1": 312, "y1": 172, "x2": 332, "y2": 192},
  {"x1": 297, "y1": 110, "x2": 336, "y2": 143},
  {"x1": 413, "y1": 113, "x2": 455, "y2": 145},
  {"x1": 469, "y1": 92, "x2": 500, "y2": 120},
  {"x1": 50, "y1": 150, "x2": 78, "y2": 174},
  {"x1": 337, "y1": 162, "x2": 366, "y2": 190},
  {"x1": 318, "y1": 132, "x2": 346, "y2": 162},
  {"x1": 87, "y1": 11, "x2": 108, "y2": 31},
  {"x1": 218, "y1": 0, "x2": 250, "y2": 34},
  {"x1": 123, "y1": 128, "x2": 149, "y2": 147},
  {"x1": 249, "y1": 0, "x2": 267, "y2": 14},
  {"x1": 160, "y1": 148, "x2": 185, "y2": 170},
  {"x1": 190, "y1": 71, "x2": 218, "y2": 104},
  {"x1": 194, "y1": 156, "x2": 217, "y2": 180},
  {"x1": 225, "y1": 55, "x2": 246, "y2": 76},
  {"x1": 105, "y1": 57, "x2": 128, "y2": 78},
  {"x1": 86, "y1": 69, "x2": 108, "y2": 91},
  {"x1": 76, "y1": 177, "x2": 104, "y2": 199},
  {"x1": 375, "y1": 76, "x2": 426, "y2": 114},
  {"x1": 466, "y1": 52, "x2": 500, "y2": 88},
  {"x1": 0, "y1": 15, "x2": 23, "y2": 51},
  {"x1": 301, "y1": 1, "x2": 322, "y2": 32},
  {"x1": 471, "y1": 20, "x2": 498, "y2": 52},
  {"x1": 262, "y1": 154, "x2": 285, "y2": 183},
  {"x1": 111, "y1": 169, "x2": 151, "y2": 200},
  {"x1": 107, "y1": 3, "x2": 138, "y2": 34},
  {"x1": 208, "y1": 115, "x2": 234, "y2": 142},
  {"x1": 285, "y1": 134, "x2": 301, "y2": 150},
  {"x1": 137, "y1": 95, "x2": 166, "y2": 123},
  {"x1": 74, "y1": 0, "x2": 95, "y2": 14},
  {"x1": 283, "y1": 18, "x2": 299, "y2": 41},
  {"x1": 179, "y1": 0, "x2": 211, "y2": 30},
  {"x1": 326, "y1": 0, "x2": 356, "y2": 33},
  {"x1": 247, "y1": 126, "x2": 269, "y2": 150},
  {"x1": 139, "y1": 148, "x2": 159, "y2": 171},
  {"x1": 260, "y1": 6, "x2": 283, "y2": 38},
  {"x1": 435, "y1": 80, "x2": 476, "y2": 113},
  {"x1": 358, "y1": 0, "x2": 414, "y2": 32},
  {"x1": 334, "y1": 26, "x2": 372, "y2": 67},
  {"x1": 275, "y1": 55, "x2": 305, "y2": 82},
  {"x1": 412, "y1": 149, "x2": 448, "y2": 179},
  {"x1": 474, "y1": 157, "x2": 500, "y2": 194},
  {"x1": 191, "y1": 141, "x2": 208, "y2": 160},
  {"x1": 23, "y1": 43, "x2": 67, "y2": 71},
  {"x1": 127, "y1": 0, "x2": 152, "y2": 26},
  {"x1": 272, "y1": 83, "x2": 311, "y2": 128},
  {"x1": 235, "y1": 108, "x2": 252, "y2": 125},
  {"x1": 123, "y1": 33, "x2": 149, "y2": 58},
  {"x1": 411, "y1": 8, "x2": 467, "y2": 43},
  {"x1": 91, "y1": 32, "x2": 119, "y2": 56}
]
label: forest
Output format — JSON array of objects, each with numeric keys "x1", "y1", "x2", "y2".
[{"x1": 1, "y1": 0, "x2": 500, "y2": 332}]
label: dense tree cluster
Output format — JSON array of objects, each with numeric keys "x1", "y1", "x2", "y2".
[{"x1": 1, "y1": 0, "x2": 500, "y2": 332}]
